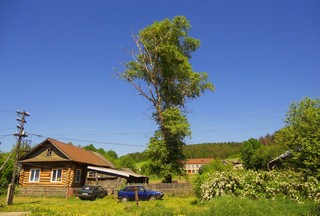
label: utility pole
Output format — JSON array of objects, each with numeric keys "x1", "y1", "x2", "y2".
[{"x1": 6, "y1": 110, "x2": 30, "y2": 205}]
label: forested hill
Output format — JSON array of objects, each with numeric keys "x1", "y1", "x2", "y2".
[
  {"x1": 127, "y1": 142, "x2": 243, "y2": 163},
  {"x1": 184, "y1": 142, "x2": 242, "y2": 159}
]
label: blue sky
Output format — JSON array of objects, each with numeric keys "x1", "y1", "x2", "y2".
[{"x1": 0, "y1": 0, "x2": 319, "y2": 156}]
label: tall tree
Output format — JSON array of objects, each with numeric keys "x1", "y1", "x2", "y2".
[
  {"x1": 275, "y1": 97, "x2": 320, "y2": 178},
  {"x1": 118, "y1": 16, "x2": 214, "y2": 179}
]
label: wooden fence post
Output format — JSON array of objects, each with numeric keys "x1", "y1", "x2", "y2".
[{"x1": 134, "y1": 186, "x2": 139, "y2": 206}]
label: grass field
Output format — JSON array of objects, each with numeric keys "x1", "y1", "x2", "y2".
[{"x1": 0, "y1": 195, "x2": 319, "y2": 216}]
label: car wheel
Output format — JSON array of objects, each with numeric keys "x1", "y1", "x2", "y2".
[
  {"x1": 121, "y1": 197, "x2": 128, "y2": 202},
  {"x1": 90, "y1": 196, "x2": 97, "y2": 201},
  {"x1": 149, "y1": 195, "x2": 157, "y2": 201}
]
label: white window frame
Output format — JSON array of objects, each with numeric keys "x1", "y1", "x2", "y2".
[
  {"x1": 51, "y1": 168, "x2": 63, "y2": 182},
  {"x1": 75, "y1": 169, "x2": 81, "y2": 183},
  {"x1": 29, "y1": 168, "x2": 41, "y2": 182}
]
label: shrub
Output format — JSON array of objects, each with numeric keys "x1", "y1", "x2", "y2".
[
  {"x1": 192, "y1": 159, "x2": 232, "y2": 198},
  {"x1": 200, "y1": 170, "x2": 320, "y2": 203}
]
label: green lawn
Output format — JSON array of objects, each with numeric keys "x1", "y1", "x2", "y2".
[{"x1": 0, "y1": 195, "x2": 318, "y2": 216}]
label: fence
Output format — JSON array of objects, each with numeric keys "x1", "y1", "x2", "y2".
[
  {"x1": 126, "y1": 183, "x2": 194, "y2": 197},
  {"x1": 16, "y1": 182, "x2": 195, "y2": 198},
  {"x1": 17, "y1": 187, "x2": 68, "y2": 197}
]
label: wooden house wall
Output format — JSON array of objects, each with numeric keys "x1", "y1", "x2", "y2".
[{"x1": 19, "y1": 162, "x2": 85, "y2": 188}]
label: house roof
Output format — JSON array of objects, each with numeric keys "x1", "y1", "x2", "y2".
[
  {"x1": 268, "y1": 150, "x2": 291, "y2": 168},
  {"x1": 121, "y1": 168, "x2": 147, "y2": 178},
  {"x1": 88, "y1": 166, "x2": 130, "y2": 177},
  {"x1": 19, "y1": 138, "x2": 116, "y2": 168},
  {"x1": 87, "y1": 166, "x2": 148, "y2": 178},
  {"x1": 185, "y1": 158, "x2": 213, "y2": 165}
]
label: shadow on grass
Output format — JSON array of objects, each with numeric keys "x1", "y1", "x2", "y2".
[{"x1": 13, "y1": 200, "x2": 41, "y2": 206}]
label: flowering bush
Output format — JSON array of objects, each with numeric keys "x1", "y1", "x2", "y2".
[{"x1": 200, "y1": 170, "x2": 320, "y2": 203}]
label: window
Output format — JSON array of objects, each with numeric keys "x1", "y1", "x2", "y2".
[
  {"x1": 46, "y1": 148, "x2": 52, "y2": 157},
  {"x1": 51, "y1": 169, "x2": 62, "y2": 182},
  {"x1": 138, "y1": 186, "x2": 145, "y2": 192},
  {"x1": 75, "y1": 169, "x2": 81, "y2": 183},
  {"x1": 29, "y1": 168, "x2": 40, "y2": 182},
  {"x1": 88, "y1": 171, "x2": 96, "y2": 178}
]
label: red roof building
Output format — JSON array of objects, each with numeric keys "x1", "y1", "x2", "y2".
[{"x1": 185, "y1": 158, "x2": 213, "y2": 174}]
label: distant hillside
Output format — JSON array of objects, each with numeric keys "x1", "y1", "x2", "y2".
[
  {"x1": 126, "y1": 151, "x2": 148, "y2": 163},
  {"x1": 127, "y1": 142, "x2": 242, "y2": 163},
  {"x1": 184, "y1": 142, "x2": 242, "y2": 159}
]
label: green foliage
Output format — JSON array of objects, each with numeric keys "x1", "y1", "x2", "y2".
[
  {"x1": 106, "y1": 150, "x2": 118, "y2": 160},
  {"x1": 147, "y1": 107, "x2": 191, "y2": 177},
  {"x1": 200, "y1": 170, "x2": 320, "y2": 203},
  {"x1": 240, "y1": 138, "x2": 262, "y2": 169},
  {"x1": 82, "y1": 144, "x2": 119, "y2": 167},
  {"x1": 119, "y1": 16, "x2": 214, "y2": 179},
  {"x1": 140, "y1": 161, "x2": 153, "y2": 176},
  {"x1": 275, "y1": 97, "x2": 320, "y2": 178},
  {"x1": 126, "y1": 151, "x2": 147, "y2": 163},
  {"x1": 118, "y1": 155, "x2": 136, "y2": 171},
  {"x1": 199, "y1": 159, "x2": 233, "y2": 175},
  {"x1": 123, "y1": 142, "x2": 243, "y2": 164},
  {"x1": 0, "y1": 152, "x2": 13, "y2": 195},
  {"x1": 240, "y1": 138, "x2": 285, "y2": 170}
]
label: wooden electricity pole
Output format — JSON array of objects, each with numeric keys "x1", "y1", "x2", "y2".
[{"x1": 6, "y1": 110, "x2": 29, "y2": 205}]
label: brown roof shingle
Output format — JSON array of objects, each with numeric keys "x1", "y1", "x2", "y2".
[
  {"x1": 20, "y1": 138, "x2": 116, "y2": 168},
  {"x1": 185, "y1": 158, "x2": 213, "y2": 165}
]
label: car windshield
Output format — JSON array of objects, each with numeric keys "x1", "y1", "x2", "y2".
[
  {"x1": 81, "y1": 186, "x2": 95, "y2": 191},
  {"x1": 122, "y1": 186, "x2": 148, "y2": 191},
  {"x1": 141, "y1": 186, "x2": 152, "y2": 191}
]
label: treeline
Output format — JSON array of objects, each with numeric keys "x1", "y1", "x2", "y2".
[
  {"x1": 126, "y1": 135, "x2": 277, "y2": 163},
  {"x1": 184, "y1": 142, "x2": 242, "y2": 159},
  {"x1": 125, "y1": 151, "x2": 148, "y2": 163},
  {"x1": 124, "y1": 142, "x2": 243, "y2": 163}
]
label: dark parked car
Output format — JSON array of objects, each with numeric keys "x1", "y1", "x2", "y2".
[
  {"x1": 78, "y1": 185, "x2": 106, "y2": 201},
  {"x1": 118, "y1": 185, "x2": 164, "y2": 202}
]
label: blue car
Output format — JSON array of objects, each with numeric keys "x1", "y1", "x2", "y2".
[{"x1": 118, "y1": 185, "x2": 164, "y2": 202}]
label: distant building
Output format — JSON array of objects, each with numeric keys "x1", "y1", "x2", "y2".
[{"x1": 185, "y1": 158, "x2": 213, "y2": 174}]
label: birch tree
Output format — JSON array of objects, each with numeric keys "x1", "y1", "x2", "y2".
[{"x1": 118, "y1": 16, "x2": 214, "y2": 180}]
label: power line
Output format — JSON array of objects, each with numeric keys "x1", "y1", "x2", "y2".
[
  {"x1": 0, "y1": 128, "x2": 16, "y2": 131},
  {"x1": 0, "y1": 134, "x2": 12, "y2": 139},
  {"x1": 28, "y1": 133, "x2": 148, "y2": 148},
  {"x1": 34, "y1": 132, "x2": 153, "y2": 136},
  {"x1": 0, "y1": 109, "x2": 16, "y2": 114}
]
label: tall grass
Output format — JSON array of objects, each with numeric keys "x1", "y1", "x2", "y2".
[{"x1": 0, "y1": 195, "x2": 318, "y2": 216}]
